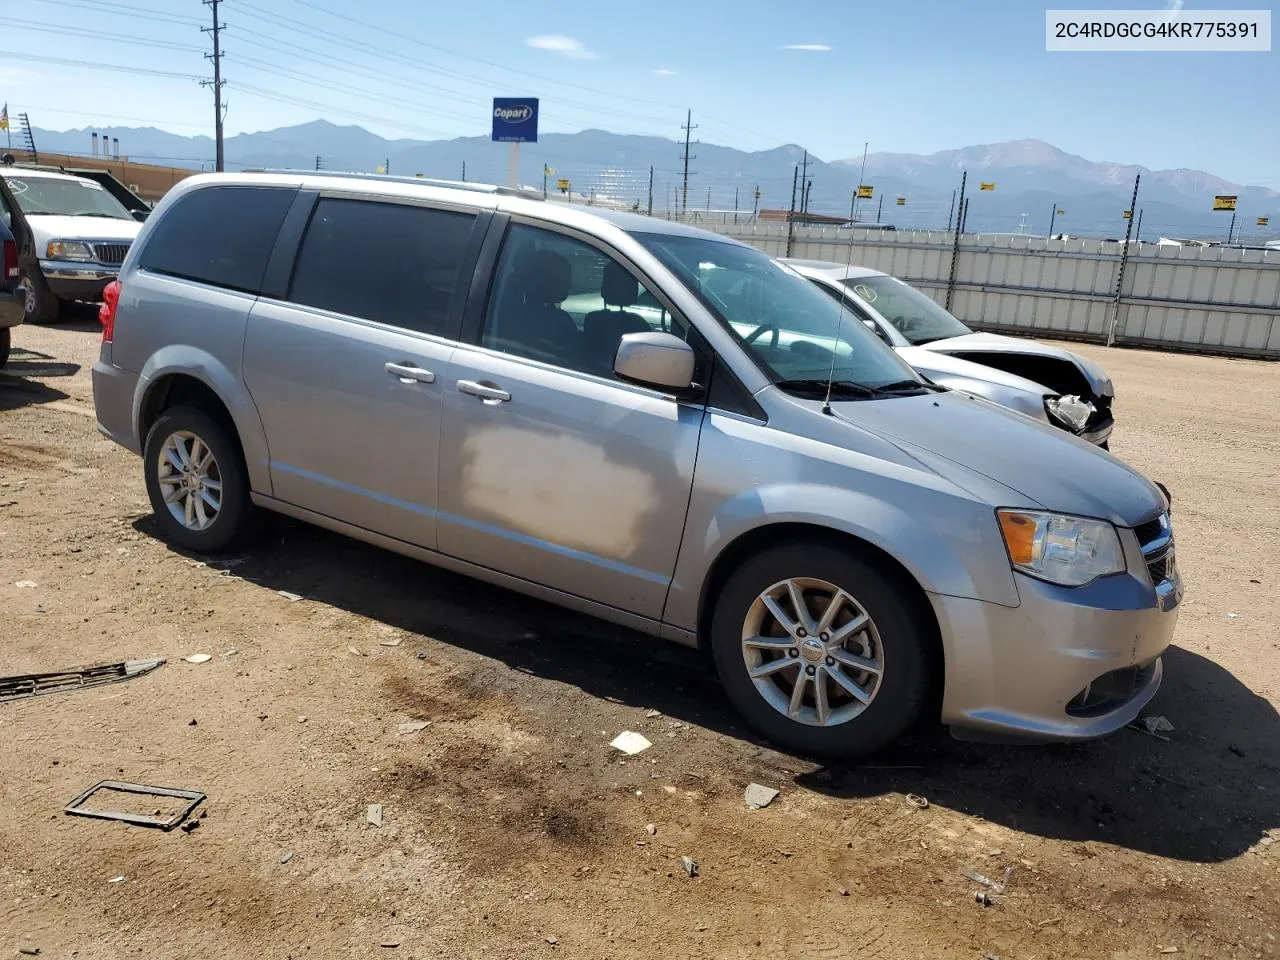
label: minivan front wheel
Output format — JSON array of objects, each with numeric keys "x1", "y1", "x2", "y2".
[
  {"x1": 711, "y1": 542, "x2": 932, "y2": 758},
  {"x1": 143, "y1": 405, "x2": 250, "y2": 553}
]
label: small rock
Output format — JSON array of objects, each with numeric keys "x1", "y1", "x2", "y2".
[
  {"x1": 380, "y1": 941, "x2": 400, "y2": 949},
  {"x1": 1259, "y1": 836, "x2": 1276, "y2": 847},
  {"x1": 415, "y1": 652, "x2": 428, "y2": 661},
  {"x1": 379, "y1": 638, "x2": 403, "y2": 647},
  {"x1": 348, "y1": 646, "x2": 366, "y2": 657},
  {"x1": 1229, "y1": 744, "x2": 1245, "y2": 757},
  {"x1": 398, "y1": 721, "x2": 430, "y2": 735},
  {"x1": 17, "y1": 945, "x2": 40, "y2": 956},
  {"x1": 297, "y1": 715, "x2": 308, "y2": 723},
  {"x1": 696, "y1": 924, "x2": 707, "y2": 932},
  {"x1": 986, "y1": 848, "x2": 1003, "y2": 857},
  {"x1": 280, "y1": 851, "x2": 294, "y2": 864},
  {"x1": 680, "y1": 856, "x2": 698, "y2": 878},
  {"x1": 1159, "y1": 948, "x2": 1179, "y2": 955},
  {"x1": 610, "y1": 731, "x2": 652, "y2": 755},
  {"x1": 278, "y1": 590, "x2": 303, "y2": 602},
  {"x1": 644, "y1": 709, "x2": 661, "y2": 718},
  {"x1": 180, "y1": 820, "x2": 200, "y2": 834},
  {"x1": 663, "y1": 785, "x2": 676, "y2": 795},
  {"x1": 839, "y1": 887, "x2": 850, "y2": 896},
  {"x1": 367, "y1": 804, "x2": 383, "y2": 828},
  {"x1": 744, "y1": 783, "x2": 780, "y2": 809},
  {"x1": 108, "y1": 875, "x2": 125, "y2": 883},
  {"x1": 1225, "y1": 612, "x2": 1239, "y2": 620},
  {"x1": 188, "y1": 719, "x2": 198, "y2": 726},
  {"x1": 15, "y1": 580, "x2": 37, "y2": 588},
  {"x1": 544, "y1": 936, "x2": 558, "y2": 945},
  {"x1": 182, "y1": 653, "x2": 212, "y2": 664},
  {"x1": 1142, "y1": 716, "x2": 1175, "y2": 735},
  {"x1": 645, "y1": 823, "x2": 657, "y2": 836}
]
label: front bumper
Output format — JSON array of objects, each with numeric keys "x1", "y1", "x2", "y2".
[
  {"x1": 39, "y1": 260, "x2": 119, "y2": 301},
  {"x1": 930, "y1": 562, "x2": 1182, "y2": 743}
]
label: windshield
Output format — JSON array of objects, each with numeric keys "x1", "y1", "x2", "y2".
[
  {"x1": 3, "y1": 175, "x2": 134, "y2": 220},
  {"x1": 844, "y1": 275, "x2": 971, "y2": 345},
  {"x1": 637, "y1": 233, "x2": 922, "y2": 391}
]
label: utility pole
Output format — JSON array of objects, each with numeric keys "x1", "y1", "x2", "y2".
[
  {"x1": 852, "y1": 140, "x2": 868, "y2": 221},
  {"x1": 314, "y1": 155, "x2": 322, "y2": 171},
  {"x1": 798, "y1": 150, "x2": 811, "y2": 213},
  {"x1": 803, "y1": 179, "x2": 812, "y2": 215},
  {"x1": 201, "y1": 0, "x2": 226, "y2": 172},
  {"x1": 647, "y1": 165, "x2": 654, "y2": 216},
  {"x1": 679, "y1": 109, "x2": 697, "y2": 215},
  {"x1": 849, "y1": 191, "x2": 856, "y2": 223},
  {"x1": 384, "y1": 157, "x2": 390, "y2": 175},
  {"x1": 876, "y1": 194, "x2": 883, "y2": 224},
  {"x1": 733, "y1": 185, "x2": 739, "y2": 223},
  {"x1": 1135, "y1": 208, "x2": 1143, "y2": 242},
  {"x1": 1107, "y1": 173, "x2": 1141, "y2": 346},
  {"x1": 1227, "y1": 209, "x2": 1236, "y2": 244},
  {"x1": 461, "y1": 161, "x2": 465, "y2": 181},
  {"x1": 960, "y1": 198, "x2": 970, "y2": 233},
  {"x1": 946, "y1": 189, "x2": 956, "y2": 231},
  {"x1": 785, "y1": 164, "x2": 799, "y2": 257},
  {"x1": 1048, "y1": 202, "x2": 1058, "y2": 238},
  {"x1": 945, "y1": 170, "x2": 967, "y2": 311},
  {"x1": 752, "y1": 184, "x2": 761, "y2": 218},
  {"x1": 705, "y1": 185, "x2": 711, "y2": 211}
]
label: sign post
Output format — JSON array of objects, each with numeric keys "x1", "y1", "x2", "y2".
[{"x1": 491, "y1": 97, "x2": 539, "y2": 188}]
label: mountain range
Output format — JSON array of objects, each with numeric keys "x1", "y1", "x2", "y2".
[{"x1": 25, "y1": 121, "x2": 1279, "y2": 241}]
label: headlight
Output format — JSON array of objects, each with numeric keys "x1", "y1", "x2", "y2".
[
  {"x1": 997, "y1": 509, "x2": 1125, "y2": 586},
  {"x1": 1044, "y1": 394, "x2": 1094, "y2": 432},
  {"x1": 46, "y1": 240, "x2": 95, "y2": 261}
]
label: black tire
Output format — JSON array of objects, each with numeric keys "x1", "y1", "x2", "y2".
[
  {"x1": 143, "y1": 404, "x2": 251, "y2": 554},
  {"x1": 20, "y1": 270, "x2": 62, "y2": 325},
  {"x1": 0, "y1": 326, "x2": 9, "y2": 368},
  {"x1": 710, "y1": 541, "x2": 934, "y2": 759}
]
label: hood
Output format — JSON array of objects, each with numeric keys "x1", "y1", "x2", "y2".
[
  {"x1": 896, "y1": 346, "x2": 1049, "y2": 396},
  {"x1": 832, "y1": 390, "x2": 1161, "y2": 526},
  {"x1": 26, "y1": 214, "x2": 141, "y2": 244},
  {"x1": 924, "y1": 332, "x2": 1115, "y2": 397}
]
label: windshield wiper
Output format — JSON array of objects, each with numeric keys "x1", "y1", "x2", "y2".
[
  {"x1": 71, "y1": 212, "x2": 128, "y2": 218},
  {"x1": 774, "y1": 379, "x2": 882, "y2": 399},
  {"x1": 874, "y1": 378, "x2": 944, "y2": 394}
]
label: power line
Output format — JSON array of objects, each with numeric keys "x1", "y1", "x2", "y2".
[
  {"x1": 0, "y1": 52, "x2": 202, "y2": 81},
  {"x1": 29, "y1": 0, "x2": 203, "y2": 26},
  {"x1": 5, "y1": 21, "x2": 205, "y2": 53}
]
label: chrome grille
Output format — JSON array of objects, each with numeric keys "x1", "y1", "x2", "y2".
[
  {"x1": 91, "y1": 242, "x2": 131, "y2": 265},
  {"x1": 1136, "y1": 512, "x2": 1174, "y2": 586}
]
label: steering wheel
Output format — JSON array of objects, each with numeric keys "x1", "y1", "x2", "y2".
[{"x1": 744, "y1": 323, "x2": 780, "y2": 347}]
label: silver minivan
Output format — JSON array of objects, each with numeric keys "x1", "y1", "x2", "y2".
[{"x1": 92, "y1": 172, "x2": 1182, "y2": 757}]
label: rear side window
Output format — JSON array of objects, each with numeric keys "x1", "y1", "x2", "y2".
[
  {"x1": 138, "y1": 185, "x2": 295, "y2": 293},
  {"x1": 288, "y1": 198, "x2": 476, "y2": 337}
]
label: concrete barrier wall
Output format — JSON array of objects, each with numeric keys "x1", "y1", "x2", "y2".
[{"x1": 705, "y1": 222, "x2": 1280, "y2": 358}]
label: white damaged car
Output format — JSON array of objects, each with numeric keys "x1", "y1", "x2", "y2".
[{"x1": 785, "y1": 259, "x2": 1115, "y2": 448}]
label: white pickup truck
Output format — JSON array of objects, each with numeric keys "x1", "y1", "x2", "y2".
[{"x1": 0, "y1": 165, "x2": 142, "y2": 326}]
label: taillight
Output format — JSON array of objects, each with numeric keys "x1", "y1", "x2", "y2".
[
  {"x1": 2, "y1": 239, "x2": 16, "y2": 281},
  {"x1": 100, "y1": 279, "x2": 121, "y2": 342}
]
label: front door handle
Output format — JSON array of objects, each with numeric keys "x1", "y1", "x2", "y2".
[
  {"x1": 385, "y1": 361, "x2": 435, "y2": 384},
  {"x1": 456, "y1": 379, "x2": 511, "y2": 404}
]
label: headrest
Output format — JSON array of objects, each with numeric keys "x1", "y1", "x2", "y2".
[
  {"x1": 601, "y1": 261, "x2": 638, "y2": 308},
  {"x1": 523, "y1": 249, "x2": 571, "y2": 305}
]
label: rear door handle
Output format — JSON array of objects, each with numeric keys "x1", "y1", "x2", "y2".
[
  {"x1": 385, "y1": 361, "x2": 435, "y2": 384},
  {"x1": 456, "y1": 379, "x2": 511, "y2": 404}
]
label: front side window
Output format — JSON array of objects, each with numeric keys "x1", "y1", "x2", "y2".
[
  {"x1": 139, "y1": 185, "x2": 295, "y2": 294},
  {"x1": 2, "y1": 175, "x2": 133, "y2": 220},
  {"x1": 289, "y1": 198, "x2": 476, "y2": 336},
  {"x1": 637, "y1": 232, "x2": 921, "y2": 391},
  {"x1": 844, "y1": 275, "x2": 971, "y2": 345},
  {"x1": 482, "y1": 223, "x2": 687, "y2": 379}
]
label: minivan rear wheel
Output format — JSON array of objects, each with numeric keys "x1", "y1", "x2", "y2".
[
  {"x1": 710, "y1": 542, "x2": 932, "y2": 758},
  {"x1": 143, "y1": 405, "x2": 250, "y2": 553}
]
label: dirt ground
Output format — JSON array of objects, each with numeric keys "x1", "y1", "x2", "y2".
[{"x1": 2, "y1": 314, "x2": 1278, "y2": 960}]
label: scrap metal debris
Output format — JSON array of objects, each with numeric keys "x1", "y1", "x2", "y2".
[
  {"x1": 905, "y1": 793, "x2": 929, "y2": 809},
  {"x1": 965, "y1": 865, "x2": 1014, "y2": 907},
  {"x1": 182, "y1": 654, "x2": 212, "y2": 664},
  {"x1": 65, "y1": 780, "x2": 206, "y2": 831},
  {"x1": 278, "y1": 590, "x2": 304, "y2": 602},
  {"x1": 744, "y1": 783, "x2": 780, "y2": 809},
  {"x1": 610, "y1": 731, "x2": 652, "y2": 755},
  {"x1": 680, "y1": 856, "x2": 699, "y2": 878},
  {"x1": 367, "y1": 804, "x2": 383, "y2": 828},
  {"x1": 397, "y1": 721, "x2": 430, "y2": 735},
  {"x1": 1130, "y1": 715, "x2": 1175, "y2": 741},
  {"x1": 280, "y1": 851, "x2": 294, "y2": 864},
  {"x1": 378, "y1": 638, "x2": 403, "y2": 647},
  {"x1": 15, "y1": 580, "x2": 37, "y2": 588},
  {"x1": 0, "y1": 658, "x2": 165, "y2": 703}
]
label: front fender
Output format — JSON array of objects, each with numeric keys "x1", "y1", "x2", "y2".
[
  {"x1": 662, "y1": 413, "x2": 1022, "y2": 636},
  {"x1": 133, "y1": 345, "x2": 272, "y2": 495}
]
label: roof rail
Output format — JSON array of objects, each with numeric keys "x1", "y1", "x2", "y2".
[{"x1": 241, "y1": 168, "x2": 543, "y2": 200}]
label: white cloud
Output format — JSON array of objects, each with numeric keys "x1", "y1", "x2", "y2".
[
  {"x1": 526, "y1": 35, "x2": 601, "y2": 60},
  {"x1": 782, "y1": 43, "x2": 831, "y2": 51},
  {"x1": 653, "y1": 68, "x2": 678, "y2": 76}
]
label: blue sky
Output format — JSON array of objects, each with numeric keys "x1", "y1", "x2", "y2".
[{"x1": 2, "y1": 0, "x2": 1277, "y2": 186}]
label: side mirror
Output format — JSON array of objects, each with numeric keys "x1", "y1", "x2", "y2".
[
  {"x1": 861, "y1": 318, "x2": 877, "y2": 330},
  {"x1": 131, "y1": 210, "x2": 150, "y2": 223},
  {"x1": 614, "y1": 331, "x2": 696, "y2": 392}
]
